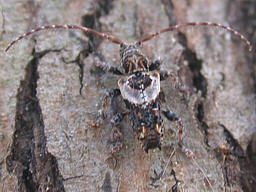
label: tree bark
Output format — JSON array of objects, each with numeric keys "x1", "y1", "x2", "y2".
[{"x1": 0, "y1": 0, "x2": 255, "y2": 191}]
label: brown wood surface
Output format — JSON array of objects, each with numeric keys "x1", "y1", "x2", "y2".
[{"x1": 0, "y1": 0, "x2": 255, "y2": 191}]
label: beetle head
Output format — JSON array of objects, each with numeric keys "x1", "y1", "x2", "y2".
[{"x1": 120, "y1": 42, "x2": 149, "y2": 74}]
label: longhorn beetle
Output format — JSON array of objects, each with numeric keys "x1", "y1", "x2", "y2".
[{"x1": 5, "y1": 22, "x2": 252, "y2": 154}]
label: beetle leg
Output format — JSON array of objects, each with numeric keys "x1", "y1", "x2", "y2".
[
  {"x1": 110, "y1": 112, "x2": 129, "y2": 153},
  {"x1": 94, "y1": 56, "x2": 123, "y2": 75},
  {"x1": 149, "y1": 59, "x2": 162, "y2": 71},
  {"x1": 160, "y1": 70, "x2": 178, "y2": 83},
  {"x1": 102, "y1": 89, "x2": 121, "y2": 113},
  {"x1": 91, "y1": 89, "x2": 121, "y2": 127},
  {"x1": 179, "y1": 143, "x2": 194, "y2": 159},
  {"x1": 160, "y1": 70, "x2": 189, "y2": 94},
  {"x1": 162, "y1": 110, "x2": 195, "y2": 159},
  {"x1": 162, "y1": 110, "x2": 183, "y2": 141}
]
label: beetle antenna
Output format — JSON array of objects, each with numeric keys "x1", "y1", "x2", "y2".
[
  {"x1": 5, "y1": 24, "x2": 123, "y2": 52},
  {"x1": 137, "y1": 22, "x2": 252, "y2": 51}
]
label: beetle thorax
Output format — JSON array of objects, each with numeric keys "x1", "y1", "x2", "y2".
[{"x1": 120, "y1": 43, "x2": 149, "y2": 74}]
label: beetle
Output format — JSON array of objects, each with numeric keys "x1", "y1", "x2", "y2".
[
  {"x1": 91, "y1": 40, "x2": 188, "y2": 153},
  {"x1": 5, "y1": 22, "x2": 252, "y2": 153}
]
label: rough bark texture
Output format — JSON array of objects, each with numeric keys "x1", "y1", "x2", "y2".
[{"x1": 0, "y1": 0, "x2": 255, "y2": 192}]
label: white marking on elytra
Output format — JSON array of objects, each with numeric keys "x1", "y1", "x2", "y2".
[{"x1": 118, "y1": 72, "x2": 160, "y2": 105}]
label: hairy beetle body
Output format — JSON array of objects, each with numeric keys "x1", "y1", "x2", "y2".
[{"x1": 119, "y1": 71, "x2": 162, "y2": 152}]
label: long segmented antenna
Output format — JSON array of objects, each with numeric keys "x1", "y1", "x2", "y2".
[
  {"x1": 5, "y1": 24, "x2": 123, "y2": 52},
  {"x1": 137, "y1": 22, "x2": 252, "y2": 51}
]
